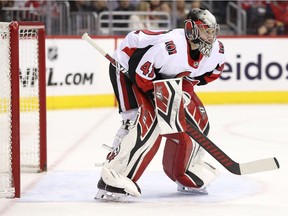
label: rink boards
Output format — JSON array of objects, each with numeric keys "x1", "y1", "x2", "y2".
[{"x1": 43, "y1": 36, "x2": 288, "y2": 109}]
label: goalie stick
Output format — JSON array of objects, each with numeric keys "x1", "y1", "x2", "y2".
[{"x1": 81, "y1": 32, "x2": 280, "y2": 175}]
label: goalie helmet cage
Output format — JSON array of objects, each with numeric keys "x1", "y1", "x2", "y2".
[{"x1": 0, "y1": 21, "x2": 47, "y2": 198}]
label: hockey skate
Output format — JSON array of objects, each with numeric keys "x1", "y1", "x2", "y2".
[
  {"x1": 95, "y1": 178, "x2": 129, "y2": 202},
  {"x1": 177, "y1": 183, "x2": 208, "y2": 195},
  {"x1": 175, "y1": 160, "x2": 218, "y2": 196},
  {"x1": 95, "y1": 166, "x2": 141, "y2": 202}
]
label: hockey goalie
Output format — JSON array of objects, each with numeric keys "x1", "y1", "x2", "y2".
[{"x1": 95, "y1": 8, "x2": 226, "y2": 201}]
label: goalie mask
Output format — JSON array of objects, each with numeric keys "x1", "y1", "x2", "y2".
[{"x1": 184, "y1": 8, "x2": 220, "y2": 57}]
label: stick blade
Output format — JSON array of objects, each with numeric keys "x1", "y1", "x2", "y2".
[{"x1": 239, "y1": 157, "x2": 280, "y2": 175}]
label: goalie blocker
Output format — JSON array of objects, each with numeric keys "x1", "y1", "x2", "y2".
[{"x1": 96, "y1": 78, "x2": 217, "y2": 198}]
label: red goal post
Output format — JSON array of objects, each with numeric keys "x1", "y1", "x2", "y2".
[{"x1": 0, "y1": 21, "x2": 47, "y2": 198}]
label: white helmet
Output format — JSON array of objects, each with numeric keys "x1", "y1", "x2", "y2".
[{"x1": 184, "y1": 8, "x2": 220, "y2": 57}]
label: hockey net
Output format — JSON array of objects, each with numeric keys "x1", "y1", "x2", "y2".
[{"x1": 0, "y1": 21, "x2": 47, "y2": 198}]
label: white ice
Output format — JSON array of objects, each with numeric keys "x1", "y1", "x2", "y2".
[{"x1": 0, "y1": 104, "x2": 287, "y2": 216}]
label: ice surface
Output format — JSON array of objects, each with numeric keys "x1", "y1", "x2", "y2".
[{"x1": 1, "y1": 105, "x2": 287, "y2": 216}]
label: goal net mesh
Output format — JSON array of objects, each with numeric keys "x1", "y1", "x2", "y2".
[
  {"x1": 0, "y1": 23, "x2": 14, "y2": 198},
  {"x1": 0, "y1": 22, "x2": 44, "y2": 198}
]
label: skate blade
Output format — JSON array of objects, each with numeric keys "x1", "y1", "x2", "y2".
[
  {"x1": 95, "y1": 189, "x2": 128, "y2": 202},
  {"x1": 177, "y1": 186, "x2": 208, "y2": 195}
]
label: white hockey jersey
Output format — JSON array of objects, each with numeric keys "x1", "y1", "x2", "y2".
[{"x1": 113, "y1": 29, "x2": 226, "y2": 93}]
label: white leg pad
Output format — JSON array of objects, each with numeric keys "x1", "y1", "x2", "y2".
[
  {"x1": 187, "y1": 160, "x2": 219, "y2": 188},
  {"x1": 101, "y1": 166, "x2": 141, "y2": 197}
]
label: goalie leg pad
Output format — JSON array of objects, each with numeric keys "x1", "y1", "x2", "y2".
[
  {"x1": 163, "y1": 132, "x2": 202, "y2": 188},
  {"x1": 99, "y1": 166, "x2": 141, "y2": 197},
  {"x1": 98, "y1": 87, "x2": 162, "y2": 197},
  {"x1": 163, "y1": 132, "x2": 218, "y2": 189},
  {"x1": 155, "y1": 78, "x2": 216, "y2": 188}
]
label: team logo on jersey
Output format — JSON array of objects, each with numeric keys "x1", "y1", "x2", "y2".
[{"x1": 165, "y1": 41, "x2": 177, "y2": 55}]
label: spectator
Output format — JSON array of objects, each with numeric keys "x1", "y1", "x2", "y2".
[
  {"x1": 147, "y1": 0, "x2": 160, "y2": 24},
  {"x1": 258, "y1": 14, "x2": 285, "y2": 36},
  {"x1": 0, "y1": 0, "x2": 14, "y2": 7},
  {"x1": 113, "y1": 0, "x2": 136, "y2": 34},
  {"x1": 158, "y1": 2, "x2": 171, "y2": 28},
  {"x1": 176, "y1": 0, "x2": 188, "y2": 28},
  {"x1": 24, "y1": 0, "x2": 47, "y2": 21},
  {"x1": 69, "y1": 0, "x2": 91, "y2": 12},
  {"x1": 270, "y1": 1, "x2": 288, "y2": 34},
  {"x1": 24, "y1": 0, "x2": 42, "y2": 9},
  {"x1": 241, "y1": 1, "x2": 273, "y2": 34},
  {"x1": 190, "y1": 0, "x2": 201, "y2": 8},
  {"x1": 211, "y1": 1, "x2": 228, "y2": 24},
  {"x1": 149, "y1": 0, "x2": 161, "y2": 11},
  {"x1": 89, "y1": 0, "x2": 108, "y2": 14},
  {"x1": 0, "y1": 0, "x2": 14, "y2": 21},
  {"x1": 129, "y1": 1, "x2": 157, "y2": 30},
  {"x1": 90, "y1": 0, "x2": 109, "y2": 27}
]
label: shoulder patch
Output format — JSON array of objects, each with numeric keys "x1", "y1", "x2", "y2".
[
  {"x1": 165, "y1": 40, "x2": 177, "y2": 55},
  {"x1": 218, "y1": 41, "x2": 224, "y2": 54}
]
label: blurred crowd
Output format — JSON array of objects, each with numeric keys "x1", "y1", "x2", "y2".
[
  {"x1": 68, "y1": 0, "x2": 204, "y2": 30},
  {"x1": 241, "y1": 0, "x2": 287, "y2": 35},
  {"x1": 1, "y1": 0, "x2": 288, "y2": 36}
]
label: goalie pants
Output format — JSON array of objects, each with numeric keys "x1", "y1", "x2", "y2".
[{"x1": 109, "y1": 63, "x2": 138, "y2": 113}]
